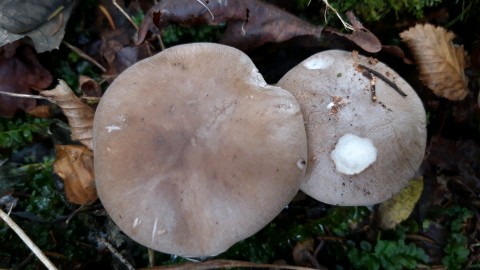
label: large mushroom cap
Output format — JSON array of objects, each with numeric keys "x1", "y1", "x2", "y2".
[
  {"x1": 277, "y1": 50, "x2": 427, "y2": 206},
  {"x1": 94, "y1": 43, "x2": 308, "y2": 256}
]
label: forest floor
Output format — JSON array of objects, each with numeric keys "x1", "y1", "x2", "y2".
[{"x1": 0, "y1": 0, "x2": 479, "y2": 269}]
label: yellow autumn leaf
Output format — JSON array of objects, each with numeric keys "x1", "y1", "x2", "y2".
[
  {"x1": 53, "y1": 145, "x2": 97, "y2": 205},
  {"x1": 40, "y1": 80, "x2": 94, "y2": 150},
  {"x1": 400, "y1": 23, "x2": 468, "y2": 101},
  {"x1": 377, "y1": 178, "x2": 424, "y2": 230}
]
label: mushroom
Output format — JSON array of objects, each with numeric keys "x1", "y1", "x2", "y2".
[
  {"x1": 93, "y1": 43, "x2": 308, "y2": 257},
  {"x1": 277, "y1": 50, "x2": 427, "y2": 206}
]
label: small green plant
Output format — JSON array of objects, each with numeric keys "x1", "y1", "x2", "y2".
[
  {"x1": 0, "y1": 116, "x2": 51, "y2": 152},
  {"x1": 326, "y1": 0, "x2": 442, "y2": 21},
  {"x1": 347, "y1": 236, "x2": 429, "y2": 270},
  {"x1": 441, "y1": 206, "x2": 472, "y2": 270},
  {"x1": 161, "y1": 24, "x2": 225, "y2": 46}
]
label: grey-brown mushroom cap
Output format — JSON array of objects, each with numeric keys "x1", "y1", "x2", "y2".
[
  {"x1": 93, "y1": 43, "x2": 308, "y2": 257},
  {"x1": 277, "y1": 50, "x2": 427, "y2": 206}
]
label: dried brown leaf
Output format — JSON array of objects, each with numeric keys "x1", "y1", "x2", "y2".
[
  {"x1": 53, "y1": 145, "x2": 97, "y2": 205},
  {"x1": 41, "y1": 80, "x2": 94, "y2": 150},
  {"x1": 400, "y1": 24, "x2": 468, "y2": 100}
]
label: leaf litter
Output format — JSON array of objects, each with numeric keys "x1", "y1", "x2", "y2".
[{"x1": 137, "y1": 0, "x2": 381, "y2": 52}]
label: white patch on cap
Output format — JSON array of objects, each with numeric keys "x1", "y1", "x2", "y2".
[
  {"x1": 331, "y1": 133, "x2": 377, "y2": 175},
  {"x1": 302, "y1": 55, "x2": 335, "y2": 70},
  {"x1": 151, "y1": 218, "x2": 158, "y2": 242},
  {"x1": 106, "y1": 125, "x2": 121, "y2": 133},
  {"x1": 133, "y1": 217, "x2": 142, "y2": 228}
]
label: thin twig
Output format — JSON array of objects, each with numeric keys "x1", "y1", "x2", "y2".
[
  {"x1": 358, "y1": 64, "x2": 408, "y2": 97},
  {"x1": 0, "y1": 208, "x2": 58, "y2": 270},
  {"x1": 195, "y1": 0, "x2": 215, "y2": 20},
  {"x1": 62, "y1": 41, "x2": 107, "y2": 72},
  {"x1": 112, "y1": 0, "x2": 139, "y2": 30},
  {"x1": 97, "y1": 237, "x2": 135, "y2": 270},
  {"x1": 140, "y1": 259, "x2": 319, "y2": 270},
  {"x1": 98, "y1": 4, "x2": 116, "y2": 30},
  {"x1": 155, "y1": 34, "x2": 166, "y2": 51},
  {"x1": 47, "y1": 5, "x2": 65, "y2": 21},
  {"x1": 0, "y1": 90, "x2": 51, "y2": 101}
]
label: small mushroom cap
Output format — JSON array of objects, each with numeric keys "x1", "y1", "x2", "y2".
[
  {"x1": 94, "y1": 43, "x2": 308, "y2": 256},
  {"x1": 277, "y1": 50, "x2": 427, "y2": 206}
]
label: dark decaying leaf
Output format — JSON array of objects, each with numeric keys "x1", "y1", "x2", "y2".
[
  {"x1": 137, "y1": 0, "x2": 324, "y2": 50},
  {"x1": 95, "y1": 1, "x2": 151, "y2": 78},
  {"x1": 0, "y1": 44, "x2": 52, "y2": 118},
  {"x1": 100, "y1": 30, "x2": 151, "y2": 78},
  {"x1": 0, "y1": 0, "x2": 76, "y2": 52},
  {"x1": 137, "y1": 0, "x2": 382, "y2": 52}
]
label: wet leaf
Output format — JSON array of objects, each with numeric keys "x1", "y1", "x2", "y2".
[
  {"x1": 0, "y1": 0, "x2": 76, "y2": 53},
  {"x1": 400, "y1": 24, "x2": 468, "y2": 100},
  {"x1": 378, "y1": 178, "x2": 424, "y2": 230},
  {"x1": 0, "y1": 44, "x2": 52, "y2": 118},
  {"x1": 41, "y1": 80, "x2": 94, "y2": 150},
  {"x1": 137, "y1": 0, "x2": 324, "y2": 50},
  {"x1": 53, "y1": 145, "x2": 97, "y2": 205}
]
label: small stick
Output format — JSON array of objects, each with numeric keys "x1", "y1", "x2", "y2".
[
  {"x1": 112, "y1": 0, "x2": 139, "y2": 30},
  {"x1": 361, "y1": 70, "x2": 377, "y2": 101},
  {"x1": 0, "y1": 208, "x2": 58, "y2": 270},
  {"x1": 0, "y1": 91, "x2": 50, "y2": 101},
  {"x1": 97, "y1": 237, "x2": 135, "y2": 270},
  {"x1": 358, "y1": 64, "x2": 407, "y2": 97},
  {"x1": 47, "y1": 5, "x2": 65, "y2": 21},
  {"x1": 98, "y1": 4, "x2": 116, "y2": 30},
  {"x1": 63, "y1": 41, "x2": 107, "y2": 72}
]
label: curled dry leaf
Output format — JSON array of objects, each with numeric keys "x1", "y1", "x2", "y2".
[
  {"x1": 377, "y1": 178, "x2": 424, "y2": 230},
  {"x1": 54, "y1": 145, "x2": 96, "y2": 205},
  {"x1": 400, "y1": 24, "x2": 468, "y2": 100},
  {"x1": 41, "y1": 80, "x2": 94, "y2": 150}
]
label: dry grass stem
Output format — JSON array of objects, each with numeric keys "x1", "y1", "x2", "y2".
[
  {"x1": 0, "y1": 91, "x2": 50, "y2": 100},
  {"x1": 0, "y1": 208, "x2": 58, "y2": 270},
  {"x1": 62, "y1": 41, "x2": 107, "y2": 72},
  {"x1": 112, "y1": 0, "x2": 139, "y2": 30}
]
